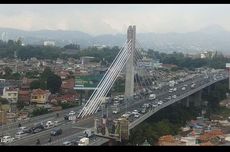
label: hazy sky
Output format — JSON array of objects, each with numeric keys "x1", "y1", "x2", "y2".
[{"x1": 0, "y1": 4, "x2": 230, "y2": 35}]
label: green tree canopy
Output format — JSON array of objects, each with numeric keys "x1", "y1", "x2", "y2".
[
  {"x1": 30, "y1": 80, "x2": 46, "y2": 90},
  {"x1": 47, "y1": 74, "x2": 62, "y2": 94}
]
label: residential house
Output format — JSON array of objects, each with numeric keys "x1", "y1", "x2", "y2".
[
  {"x1": 2, "y1": 87, "x2": 19, "y2": 103},
  {"x1": 30, "y1": 89, "x2": 51, "y2": 104}
]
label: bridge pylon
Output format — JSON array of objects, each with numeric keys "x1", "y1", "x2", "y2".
[{"x1": 124, "y1": 25, "x2": 136, "y2": 100}]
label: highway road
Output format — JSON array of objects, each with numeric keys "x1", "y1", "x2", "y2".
[{"x1": 2, "y1": 69, "x2": 228, "y2": 145}]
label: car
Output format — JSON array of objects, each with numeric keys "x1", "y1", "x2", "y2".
[
  {"x1": 45, "y1": 121, "x2": 55, "y2": 129},
  {"x1": 54, "y1": 121, "x2": 59, "y2": 127},
  {"x1": 158, "y1": 101, "x2": 163, "y2": 105},
  {"x1": 63, "y1": 141, "x2": 72, "y2": 146},
  {"x1": 15, "y1": 131, "x2": 28, "y2": 139},
  {"x1": 134, "y1": 113, "x2": 140, "y2": 118},
  {"x1": 51, "y1": 128, "x2": 62, "y2": 136},
  {"x1": 31, "y1": 123, "x2": 44, "y2": 133},
  {"x1": 141, "y1": 108, "x2": 146, "y2": 114},
  {"x1": 64, "y1": 115, "x2": 69, "y2": 120},
  {"x1": 132, "y1": 110, "x2": 139, "y2": 115},
  {"x1": 32, "y1": 128, "x2": 43, "y2": 134},
  {"x1": 152, "y1": 104, "x2": 158, "y2": 108},
  {"x1": 69, "y1": 111, "x2": 76, "y2": 115},
  {"x1": 121, "y1": 113, "x2": 129, "y2": 118},
  {"x1": 172, "y1": 95, "x2": 177, "y2": 99},
  {"x1": 112, "y1": 110, "x2": 118, "y2": 114},
  {"x1": 19, "y1": 126, "x2": 27, "y2": 131},
  {"x1": 113, "y1": 102, "x2": 119, "y2": 106},
  {"x1": 23, "y1": 128, "x2": 33, "y2": 134},
  {"x1": 1, "y1": 136, "x2": 14, "y2": 143}
]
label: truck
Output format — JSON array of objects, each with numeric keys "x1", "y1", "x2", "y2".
[
  {"x1": 78, "y1": 137, "x2": 89, "y2": 146},
  {"x1": 1, "y1": 136, "x2": 14, "y2": 143},
  {"x1": 148, "y1": 94, "x2": 156, "y2": 101}
]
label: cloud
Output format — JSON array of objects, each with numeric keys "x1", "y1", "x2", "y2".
[{"x1": 0, "y1": 4, "x2": 230, "y2": 35}]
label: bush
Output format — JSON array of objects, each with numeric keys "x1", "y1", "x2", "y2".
[{"x1": 31, "y1": 107, "x2": 49, "y2": 117}]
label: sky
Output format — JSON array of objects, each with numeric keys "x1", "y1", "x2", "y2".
[{"x1": 0, "y1": 4, "x2": 230, "y2": 35}]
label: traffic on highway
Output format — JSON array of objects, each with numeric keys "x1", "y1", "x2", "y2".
[{"x1": 0, "y1": 68, "x2": 228, "y2": 146}]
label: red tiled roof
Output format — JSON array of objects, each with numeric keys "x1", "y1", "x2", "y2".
[{"x1": 31, "y1": 89, "x2": 50, "y2": 95}]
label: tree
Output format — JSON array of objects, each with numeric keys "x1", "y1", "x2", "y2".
[
  {"x1": 4, "y1": 67, "x2": 12, "y2": 78},
  {"x1": 17, "y1": 100, "x2": 25, "y2": 110},
  {"x1": 10, "y1": 72, "x2": 21, "y2": 80},
  {"x1": 47, "y1": 74, "x2": 62, "y2": 94},
  {"x1": 30, "y1": 80, "x2": 46, "y2": 90},
  {"x1": 0, "y1": 97, "x2": 8, "y2": 104},
  {"x1": 40, "y1": 67, "x2": 53, "y2": 81}
]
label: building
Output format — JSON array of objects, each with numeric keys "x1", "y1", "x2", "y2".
[
  {"x1": 80, "y1": 56, "x2": 95, "y2": 65},
  {"x1": 61, "y1": 78, "x2": 75, "y2": 94},
  {"x1": 44, "y1": 41, "x2": 55, "y2": 46},
  {"x1": 18, "y1": 90, "x2": 30, "y2": 104},
  {"x1": 1, "y1": 87, "x2": 19, "y2": 103},
  {"x1": 30, "y1": 89, "x2": 51, "y2": 104},
  {"x1": 200, "y1": 51, "x2": 216, "y2": 59}
]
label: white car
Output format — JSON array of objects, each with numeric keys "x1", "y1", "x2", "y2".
[
  {"x1": 112, "y1": 110, "x2": 118, "y2": 114},
  {"x1": 54, "y1": 121, "x2": 59, "y2": 127},
  {"x1": 158, "y1": 101, "x2": 163, "y2": 105},
  {"x1": 1, "y1": 136, "x2": 14, "y2": 143},
  {"x1": 63, "y1": 141, "x2": 72, "y2": 146},
  {"x1": 45, "y1": 121, "x2": 54, "y2": 129},
  {"x1": 18, "y1": 126, "x2": 27, "y2": 132},
  {"x1": 132, "y1": 110, "x2": 139, "y2": 115},
  {"x1": 69, "y1": 111, "x2": 76, "y2": 115},
  {"x1": 134, "y1": 113, "x2": 140, "y2": 118},
  {"x1": 152, "y1": 104, "x2": 158, "y2": 108}
]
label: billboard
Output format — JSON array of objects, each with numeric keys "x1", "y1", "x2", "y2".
[{"x1": 226, "y1": 63, "x2": 230, "y2": 68}]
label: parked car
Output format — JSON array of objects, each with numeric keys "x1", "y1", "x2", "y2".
[{"x1": 51, "y1": 128, "x2": 62, "y2": 136}]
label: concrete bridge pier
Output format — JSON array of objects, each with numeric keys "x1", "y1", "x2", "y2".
[
  {"x1": 207, "y1": 86, "x2": 211, "y2": 94},
  {"x1": 193, "y1": 90, "x2": 202, "y2": 107},
  {"x1": 186, "y1": 97, "x2": 190, "y2": 107}
]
